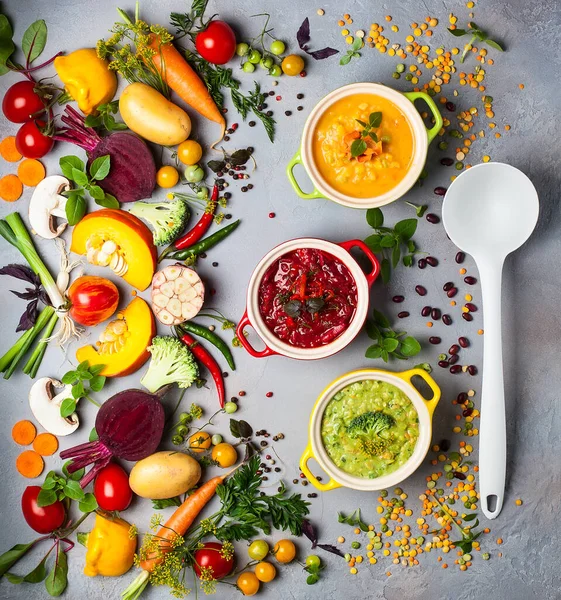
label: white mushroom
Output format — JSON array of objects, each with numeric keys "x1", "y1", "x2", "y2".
[
  {"x1": 28, "y1": 176, "x2": 71, "y2": 239},
  {"x1": 29, "y1": 377, "x2": 79, "y2": 436}
]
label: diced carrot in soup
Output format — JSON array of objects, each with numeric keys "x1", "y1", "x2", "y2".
[{"x1": 312, "y1": 94, "x2": 415, "y2": 198}]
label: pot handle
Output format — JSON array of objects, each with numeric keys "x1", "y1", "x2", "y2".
[
  {"x1": 300, "y1": 444, "x2": 342, "y2": 492},
  {"x1": 395, "y1": 368, "x2": 441, "y2": 417},
  {"x1": 403, "y1": 91, "x2": 444, "y2": 145},
  {"x1": 338, "y1": 239, "x2": 381, "y2": 287},
  {"x1": 236, "y1": 311, "x2": 278, "y2": 358},
  {"x1": 286, "y1": 149, "x2": 324, "y2": 200}
]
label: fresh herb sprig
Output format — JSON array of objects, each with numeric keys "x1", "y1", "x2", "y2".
[
  {"x1": 351, "y1": 111, "x2": 382, "y2": 157},
  {"x1": 59, "y1": 154, "x2": 118, "y2": 225},
  {"x1": 365, "y1": 309, "x2": 421, "y2": 362},
  {"x1": 438, "y1": 500, "x2": 482, "y2": 554},
  {"x1": 364, "y1": 207, "x2": 420, "y2": 282},
  {"x1": 448, "y1": 22, "x2": 504, "y2": 63},
  {"x1": 59, "y1": 360, "x2": 106, "y2": 418},
  {"x1": 296, "y1": 17, "x2": 338, "y2": 60},
  {"x1": 169, "y1": 0, "x2": 210, "y2": 42},
  {"x1": 151, "y1": 497, "x2": 182, "y2": 510},
  {"x1": 340, "y1": 37, "x2": 362, "y2": 65},
  {"x1": 338, "y1": 508, "x2": 370, "y2": 532},
  {"x1": 84, "y1": 101, "x2": 127, "y2": 132},
  {"x1": 38, "y1": 468, "x2": 98, "y2": 513},
  {"x1": 405, "y1": 201, "x2": 428, "y2": 217}
]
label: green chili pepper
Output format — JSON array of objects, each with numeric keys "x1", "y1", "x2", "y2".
[
  {"x1": 167, "y1": 220, "x2": 240, "y2": 261},
  {"x1": 176, "y1": 322, "x2": 236, "y2": 371}
]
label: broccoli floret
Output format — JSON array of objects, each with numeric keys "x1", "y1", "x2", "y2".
[
  {"x1": 140, "y1": 336, "x2": 198, "y2": 393},
  {"x1": 129, "y1": 199, "x2": 189, "y2": 246},
  {"x1": 347, "y1": 411, "x2": 395, "y2": 439}
]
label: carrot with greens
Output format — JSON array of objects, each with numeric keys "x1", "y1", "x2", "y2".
[{"x1": 12, "y1": 420, "x2": 37, "y2": 446}]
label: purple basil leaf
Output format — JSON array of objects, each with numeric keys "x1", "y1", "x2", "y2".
[
  {"x1": 297, "y1": 17, "x2": 311, "y2": 48},
  {"x1": 0, "y1": 264, "x2": 38, "y2": 285},
  {"x1": 301, "y1": 519, "x2": 318, "y2": 547},
  {"x1": 11, "y1": 288, "x2": 38, "y2": 300},
  {"x1": 16, "y1": 298, "x2": 38, "y2": 332},
  {"x1": 317, "y1": 543, "x2": 346, "y2": 558},
  {"x1": 308, "y1": 47, "x2": 339, "y2": 60},
  {"x1": 38, "y1": 289, "x2": 51, "y2": 306}
]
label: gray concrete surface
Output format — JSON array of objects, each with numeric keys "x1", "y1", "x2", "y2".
[{"x1": 1, "y1": 0, "x2": 560, "y2": 599}]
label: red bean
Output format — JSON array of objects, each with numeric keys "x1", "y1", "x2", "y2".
[
  {"x1": 448, "y1": 354, "x2": 459, "y2": 365},
  {"x1": 455, "y1": 252, "x2": 465, "y2": 264},
  {"x1": 421, "y1": 305, "x2": 432, "y2": 317},
  {"x1": 462, "y1": 312, "x2": 473, "y2": 322},
  {"x1": 392, "y1": 295, "x2": 405, "y2": 303},
  {"x1": 465, "y1": 302, "x2": 478, "y2": 312},
  {"x1": 429, "y1": 336, "x2": 441, "y2": 345},
  {"x1": 457, "y1": 392, "x2": 468, "y2": 403},
  {"x1": 426, "y1": 213, "x2": 440, "y2": 224},
  {"x1": 443, "y1": 281, "x2": 454, "y2": 291},
  {"x1": 458, "y1": 337, "x2": 469, "y2": 348},
  {"x1": 397, "y1": 311, "x2": 410, "y2": 318},
  {"x1": 415, "y1": 285, "x2": 427, "y2": 296},
  {"x1": 464, "y1": 276, "x2": 477, "y2": 285},
  {"x1": 449, "y1": 344, "x2": 460, "y2": 355},
  {"x1": 431, "y1": 308, "x2": 441, "y2": 320},
  {"x1": 418, "y1": 258, "x2": 427, "y2": 269},
  {"x1": 434, "y1": 186, "x2": 447, "y2": 196},
  {"x1": 438, "y1": 360, "x2": 449, "y2": 368},
  {"x1": 454, "y1": 471, "x2": 467, "y2": 480},
  {"x1": 441, "y1": 157, "x2": 454, "y2": 166},
  {"x1": 426, "y1": 256, "x2": 439, "y2": 267},
  {"x1": 468, "y1": 365, "x2": 478, "y2": 376},
  {"x1": 450, "y1": 365, "x2": 462, "y2": 374},
  {"x1": 462, "y1": 407, "x2": 474, "y2": 417},
  {"x1": 442, "y1": 314, "x2": 452, "y2": 325},
  {"x1": 446, "y1": 101, "x2": 456, "y2": 111},
  {"x1": 447, "y1": 287, "x2": 458, "y2": 298}
]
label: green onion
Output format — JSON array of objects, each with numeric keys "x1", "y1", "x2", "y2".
[{"x1": 23, "y1": 312, "x2": 59, "y2": 378}]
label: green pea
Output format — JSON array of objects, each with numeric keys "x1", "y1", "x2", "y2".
[
  {"x1": 438, "y1": 141, "x2": 448, "y2": 150},
  {"x1": 396, "y1": 63, "x2": 405, "y2": 73},
  {"x1": 427, "y1": 481, "x2": 436, "y2": 489},
  {"x1": 416, "y1": 536, "x2": 425, "y2": 545},
  {"x1": 380, "y1": 490, "x2": 388, "y2": 498},
  {"x1": 405, "y1": 73, "x2": 413, "y2": 81},
  {"x1": 344, "y1": 553, "x2": 351, "y2": 562},
  {"x1": 392, "y1": 72, "x2": 401, "y2": 79},
  {"x1": 374, "y1": 542, "x2": 383, "y2": 550},
  {"x1": 367, "y1": 531, "x2": 375, "y2": 539},
  {"x1": 455, "y1": 162, "x2": 464, "y2": 170},
  {"x1": 381, "y1": 524, "x2": 389, "y2": 532},
  {"x1": 224, "y1": 402, "x2": 238, "y2": 414},
  {"x1": 351, "y1": 541, "x2": 361, "y2": 549}
]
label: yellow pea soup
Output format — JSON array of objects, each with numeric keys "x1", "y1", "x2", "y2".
[{"x1": 312, "y1": 93, "x2": 415, "y2": 199}]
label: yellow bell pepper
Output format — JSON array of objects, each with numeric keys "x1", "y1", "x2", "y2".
[
  {"x1": 83, "y1": 514, "x2": 136, "y2": 577},
  {"x1": 54, "y1": 48, "x2": 117, "y2": 115}
]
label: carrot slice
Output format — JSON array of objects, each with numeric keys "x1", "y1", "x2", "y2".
[
  {"x1": 0, "y1": 174, "x2": 23, "y2": 202},
  {"x1": 33, "y1": 432, "x2": 59, "y2": 456},
  {"x1": 17, "y1": 158, "x2": 45, "y2": 187},
  {"x1": 0, "y1": 136, "x2": 22, "y2": 162},
  {"x1": 16, "y1": 450, "x2": 44, "y2": 478},
  {"x1": 12, "y1": 420, "x2": 37, "y2": 446}
]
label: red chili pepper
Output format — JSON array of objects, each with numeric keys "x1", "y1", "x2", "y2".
[
  {"x1": 298, "y1": 273, "x2": 307, "y2": 299},
  {"x1": 174, "y1": 184, "x2": 219, "y2": 251},
  {"x1": 180, "y1": 332, "x2": 225, "y2": 407}
]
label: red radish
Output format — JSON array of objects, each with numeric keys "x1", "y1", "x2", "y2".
[
  {"x1": 151, "y1": 264, "x2": 204, "y2": 325},
  {"x1": 67, "y1": 275, "x2": 119, "y2": 326},
  {"x1": 53, "y1": 106, "x2": 156, "y2": 203},
  {"x1": 60, "y1": 388, "x2": 166, "y2": 487}
]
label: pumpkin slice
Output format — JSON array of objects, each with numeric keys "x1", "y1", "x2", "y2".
[
  {"x1": 76, "y1": 297, "x2": 155, "y2": 377},
  {"x1": 70, "y1": 209, "x2": 157, "y2": 291}
]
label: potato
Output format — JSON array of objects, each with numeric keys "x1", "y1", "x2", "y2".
[
  {"x1": 129, "y1": 450, "x2": 201, "y2": 499},
  {"x1": 119, "y1": 82, "x2": 191, "y2": 146}
]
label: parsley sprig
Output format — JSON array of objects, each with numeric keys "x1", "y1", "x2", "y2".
[
  {"x1": 365, "y1": 309, "x2": 421, "y2": 362},
  {"x1": 448, "y1": 22, "x2": 504, "y2": 63},
  {"x1": 83, "y1": 101, "x2": 127, "y2": 132}
]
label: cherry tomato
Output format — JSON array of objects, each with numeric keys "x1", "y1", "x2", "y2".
[
  {"x1": 189, "y1": 431, "x2": 212, "y2": 453},
  {"x1": 177, "y1": 140, "x2": 203, "y2": 166},
  {"x1": 15, "y1": 119, "x2": 54, "y2": 159},
  {"x1": 281, "y1": 54, "x2": 305, "y2": 76},
  {"x1": 195, "y1": 21, "x2": 237, "y2": 65},
  {"x1": 270, "y1": 40, "x2": 286, "y2": 56},
  {"x1": 94, "y1": 463, "x2": 133, "y2": 512},
  {"x1": 68, "y1": 276, "x2": 120, "y2": 327},
  {"x1": 2, "y1": 81, "x2": 45, "y2": 123},
  {"x1": 193, "y1": 542, "x2": 234, "y2": 580},
  {"x1": 211, "y1": 443, "x2": 237, "y2": 468},
  {"x1": 305, "y1": 555, "x2": 321, "y2": 568},
  {"x1": 156, "y1": 165, "x2": 179, "y2": 188},
  {"x1": 248, "y1": 539, "x2": 269, "y2": 561},
  {"x1": 273, "y1": 539, "x2": 296, "y2": 563},
  {"x1": 236, "y1": 572, "x2": 260, "y2": 596},
  {"x1": 21, "y1": 486, "x2": 66, "y2": 534},
  {"x1": 255, "y1": 561, "x2": 276, "y2": 583}
]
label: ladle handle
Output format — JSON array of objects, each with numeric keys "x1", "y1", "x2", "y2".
[{"x1": 478, "y1": 260, "x2": 506, "y2": 520}]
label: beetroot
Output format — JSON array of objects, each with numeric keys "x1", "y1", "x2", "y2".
[
  {"x1": 53, "y1": 106, "x2": 156, "y2": 203},
  {"x1": 60, "y1": 388, "x2": 165, "y2": 487}
]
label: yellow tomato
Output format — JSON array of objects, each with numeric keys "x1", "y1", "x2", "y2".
[
  {"x1": 273, "y1": 539, "x2": 296, "y2": 564},
  {"x1": 255, "y1": 561, "x2": 276, "y2": 583},
  {"x1": 211, "y1": 443, "x2": 237, "y2": 468},
  {"x1": 189, "y1": 431, "x2": 212, "y2": 453},
  {"x1": 156, "y1": 166, "x2": 179, "y2": 188},
  {"x1": 281, "y1": 54, "x2": 305, "y2": 76},
  {"x1": 237, "y1": 572, "x2": 260, "y2": 596},
  {"x1": 177, "y1": 140, "x2": 203, "y2": 165}
]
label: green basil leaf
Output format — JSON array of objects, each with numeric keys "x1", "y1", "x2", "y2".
[
  {"x1": 45, "y1": 544, "x2": 68, "y2": 597},
  {"x1": 95, "y1": 193, "x2": 119, "y2": 209},
  {"x1": 59, "y1": 398, "x2": 76, "y2": 418},
  {"x1": 62, "y1": 461, "x2": 84, "y2": 481},
  {"x1": 58, "y1": 156, "x2": 83, "y2": 180},
  {"x1": 89, "y1": 427, "x2": 98, "y2": 442},
  {"x1": 380, "y1": 258, "x2": 391, "y2": 284},
  {"x1": 468, "y1": 22, "x2": 480, "y2": 30},
  {"x1": 78, "y1": 493, "x2": 98, "y2": 514},
  {"x1": 89, "y1": 155, "x2": 111, "y2": 180},
  {"x1": 88, "y1": 364, "x2": 106, "y2": 376},
  {"x1": 71, "y1": 382, "x2": 84, "y2": 399},
  {"x1": 369, "y1": 131, "x2": 378, "y2": 142},
  {"x1": 339, "y1": 54, "x2": 351, "y2": 65},
  {"x1": 76, "y1": 360, "x2": 90, "y2": 372},
  {"x1": 380, "y1": 348, "x2": 389, "y2": 362},
  {"x1": 391, "y1": 244, "x2": 401, "y2": 268},
  {"x1": 402, "y1": 254, "x2": 413, "y2": 267},
  {"x1": 89, "y1": 374, "x2": 106, "y2": 392},
  {"x1": 380, "y1": 235, "x2": 396, "y2": 248},
  {"x1": 83, "y1": 114, "x2": 102, "y2": 128},
  {"x1": 355, "y1": 119, "x2": 367, "y2": 128},
  {"x1": 485, "y1": 39, "x2": 503, "y2": 51},
  {"x1": 372, "y1": 309, "x2": 390, "y2": 329},
  {"x1": 365, "y1": 344, "x2": 383, "y2": 359},
  {"x1": 394, "y1": 218, "x2": 417, "y2": 241},
  {"x1": 364, "y1": 234, "x2": 382, "y2": 252},
  {"x1": 366, "y1": 207, "x2": 384, "y2": 228},
  {"x1": 36, "y1": 489, "x2": 58, "y2": 507},
  {"x1": 448, "y1": 27, "x2": 468, "y2": 36},
  {"x1": 400, "y1": 336, "x2": 421, "y2": 357},
  {"x1": 0, "y1": 15, "x2": 15, "y2": 69},
  {"x1": 65, "y1": 192, "x2": 87, "y2": 226},
  {"x1": 364, "y1": 320, "x2": 381, "y2": 341},
  {"x1": 463, "y1": 513, "x2": 478, "y2": 522},
  {"x1": 382, "y1": 337, "x2": 400, "y2": 352},
  {"x1": 21, "y1": 20, "x2": 47, "y2": 65},
  {"x1": 351, "y1": 37, "x2": 362, "y2": 51},
  {"x1": 350, "y1": 138, "x2": 367, "y2": 157},
  {"x1": 88, "y1": 185, "x2": 106, "y2": 200},
  {"x1": 229, "y1": 419, "x2": 242, "y2": 438},
  {"x1": 63, "y1": 479, "x2": 84, "y2": 501},
  {"x1": 369, "y1": 111, "x2": 382, "y2": 128},
  {"x1": 71, "y1": 167, "x2": 89, "y2": 186},
  {"x1": 60, "y1": 370, "x2": 77, "y2": 385}
]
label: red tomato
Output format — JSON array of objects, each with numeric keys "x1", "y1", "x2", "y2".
[
  {"x1": 21, "y1": 486, "x2": 66, "y2": 534},
  {"x1": 193, "y1": 542, "x2": 234, "y2": 580},
  {"x1": 195, "y1": 21, "x2": 236, "y2": 65},
  {"x1": 15, "y1": 119, "x2": 54, "y2": 158},
  {"x1": 68, "y1": 276, "x2": 120, "y2": 327},
  {"x1": 94, "y1": 463, "x2": 133, "y2": 512},
  {"x1": 2, "y1": 81, "x2": 45, "y2": 123}
]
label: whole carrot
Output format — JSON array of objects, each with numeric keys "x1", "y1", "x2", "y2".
[{"x1": 147, "y1": 34, "x2": 225, "y2": 141}]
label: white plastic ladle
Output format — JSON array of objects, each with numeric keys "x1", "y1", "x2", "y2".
[{"x1": 442, "y1": 162, "x2": 539, "y2": 519}]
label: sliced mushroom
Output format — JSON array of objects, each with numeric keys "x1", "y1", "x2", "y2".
[
  {"x1": 28, "y1": 176, "x2": 71, "y2": 239},
  {"x1": 29, "y1": 377, "x2": 79, "y2": 436}
]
